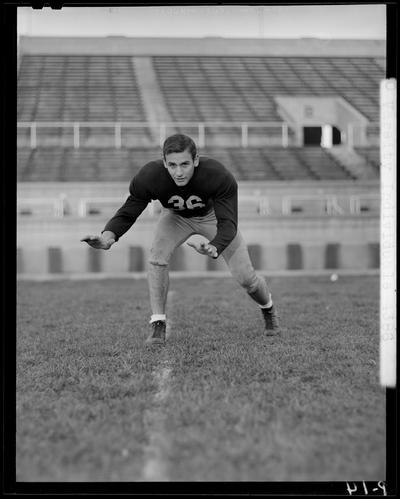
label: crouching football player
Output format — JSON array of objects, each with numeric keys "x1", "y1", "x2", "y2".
[{"x1": 81, "y1": 134, "x2": 281, "y2": 345}]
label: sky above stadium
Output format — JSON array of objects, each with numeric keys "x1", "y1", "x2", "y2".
[{"x1": 18, "y1": 4, "x2": 386, "y2": 39}]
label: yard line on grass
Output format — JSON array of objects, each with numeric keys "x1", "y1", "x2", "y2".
[
  {"x1": 142, "y1": 360, "x2": 172, "y2": 481},
  {"x1": 142, "y1": 290, "x2": 176, "y2": 481}
]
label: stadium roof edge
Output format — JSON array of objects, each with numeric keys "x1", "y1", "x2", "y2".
[{"x1": 18, "y1": 36, "x2": 386, "y2": 57}]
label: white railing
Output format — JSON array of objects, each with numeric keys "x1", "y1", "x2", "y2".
[
  {"x1": 77, "y1": 196, "x2": 270, "y2": 217},
  {"x1": 282, "y1": 193, "x2": 380, "y2": 215},
  {"x1": 238, "y1": 195, "x2": 272, "y2": 216},
  {"x1": 17, "y1": 120, "x2": 380, "y2": 148},
  {"x1": 17, "y1": 195, "x2": 67, "y2": 217},
  {"x1": 281, "y1": 194, "x2": 346, "y2": 216},
  {"x1": 349, "y1": 194, "x2": 380, "y2": 214},
  {"x1": 346, "y1": 122, "x2": 380, "y2": 147},
  {"x1": 77, "y1": 198, "x2": 161, "y2": 217},
  {"x1": 17, "y1": 193, "x2": 380, "y2": 218},
  {"x1": 17, "y1": 121, "x2": 290, "y2": 149},
  {"x1": 77, "y1": 197, "x2": 124, "y2": 217}
]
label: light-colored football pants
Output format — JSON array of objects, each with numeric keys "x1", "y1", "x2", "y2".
[{"x1": 148, "y1": 208, "x2": 270, "y2": 315}]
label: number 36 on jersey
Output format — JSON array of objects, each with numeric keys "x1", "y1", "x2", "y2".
[{"x1": 168, "y1": 195, "x2": 206, "y2": 211}]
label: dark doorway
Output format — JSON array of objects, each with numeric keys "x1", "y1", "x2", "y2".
[
  {"x1": 332, "y1": 126, "x2": 341, "y2": 145},
  {"x1": 303, "y1": 126, "x2": 322, "y2": 146}
]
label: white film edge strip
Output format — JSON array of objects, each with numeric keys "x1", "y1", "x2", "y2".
[{"x1": 380, "y1": 79, "x2": 397, "y2": 388}]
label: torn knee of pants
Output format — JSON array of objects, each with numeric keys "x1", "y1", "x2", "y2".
[{"x1": 148, "y1": 257, "x2": 169, "y2": 267}]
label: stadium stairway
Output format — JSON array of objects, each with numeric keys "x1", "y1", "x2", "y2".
[
  {"x1": 290, "y1": 147, "x2": 356, "y2": 180},
  {"x1": 327, "y1": 145, "x2": 377, "y2": 180},
  {"x1": 131, "y1": 57, "x2": 173, "y2": 142},
  {"x1": 354, "y1": 147, "x2": 380, "y2": 175}
]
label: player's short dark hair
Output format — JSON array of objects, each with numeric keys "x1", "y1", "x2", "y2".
[{"x1": 162, "y1": 134, "x2": 198, "y2": 160}]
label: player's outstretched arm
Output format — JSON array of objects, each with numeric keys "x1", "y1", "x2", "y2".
[
  {"x1": 80, "y1": 231, "x2": 116, "y2": 250},
  {"x1": 187, "y1": 241, "x2": 218, "y2": 258}
]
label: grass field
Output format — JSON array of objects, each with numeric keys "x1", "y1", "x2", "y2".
[{"x1": 16, "y1": 274, "x2": 385, "y2": 482}]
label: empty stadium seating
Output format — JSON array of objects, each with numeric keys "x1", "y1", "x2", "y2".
[
  {"x1": 18, "y1": 54, "x2": 383, "y2": 125},
  {"x1": 18, "y1": 55, "x2": 145, "y2": 121},
  {"x1": 17, "y1": 55, "x2": 152, "y2": 145},
  {"x1": 152, "y1": 56, "x2": 383, "y2": 123},
  {"x1": 17, "y1": 52, "x2": 383, "y2": 182},
  {"x1": 17, "y1": 146, "x2": 360, "y2": 182}
]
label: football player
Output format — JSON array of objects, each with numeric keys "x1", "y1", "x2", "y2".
[{"x1": 81, "y1": 134, "x2": 281, "y2": 345}]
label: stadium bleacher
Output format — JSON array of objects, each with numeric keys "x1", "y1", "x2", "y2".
[
  {"x1": 17, "y1": 146, "x2": 359, "y2": 182},
  {"x1": 17, "y1": 49, "x2": 383, "y2": 182},
  {"x1": 18, "y1": 55, "x2": 147, "y2": 121},
  {"x1": 17, "y1": 55, "x2": 153, "y2": 145},
  {"x1": 152, "y1": 56, "x2": 383, "y2": 122}
]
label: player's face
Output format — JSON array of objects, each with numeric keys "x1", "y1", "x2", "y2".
[{"x1": 163, "y1": 150, "x2": 199, "y2": 186}]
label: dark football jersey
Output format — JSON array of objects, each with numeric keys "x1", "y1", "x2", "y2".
[{"x1": 102, "y1": 156, "x2": 238, "y2": 255}]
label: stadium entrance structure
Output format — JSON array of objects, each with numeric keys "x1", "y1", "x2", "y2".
[
  {"x1": 303, "y1": 127, "x2": 322, "y2": 146},
  {"x1": 303, "y1": 126, "x2": 341, "y2": 147},
  {"x1": 274, "y1": 95, "x2": 370, "y2": 148}
]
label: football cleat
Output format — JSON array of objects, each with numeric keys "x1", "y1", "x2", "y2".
[
  {"x1": 261, "y1": 305, "x2": 281, "y2": 336},
  {"x1": 146, "y1": 320, "x2": 166, "y2": 345}
]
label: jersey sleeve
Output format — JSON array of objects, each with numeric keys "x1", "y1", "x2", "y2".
[
  {"x1": 208, "y1": 171, "x2": 238, "y2": 255},
  {"x1": 102, "y1": 176, "x2": 151, "y2": 241}
]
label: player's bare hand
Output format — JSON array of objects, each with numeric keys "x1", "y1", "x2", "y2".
[
  {"x1": 187, "y1": 241, "x2": 218, "y2": 258},
  {"x1": 80, "y1": 235, "x2": 115, "y2": 250}
]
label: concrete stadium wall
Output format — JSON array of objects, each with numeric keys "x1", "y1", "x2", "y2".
[
  {"x1": 16, "y1": 214, "x2": 379, "y2": 275},
  {"x1": 19, "y1": 36, "x2": 386, "y2": 57},
  {"x1": 16, "y1": 180, "x2": 380, "y2": 275}
]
